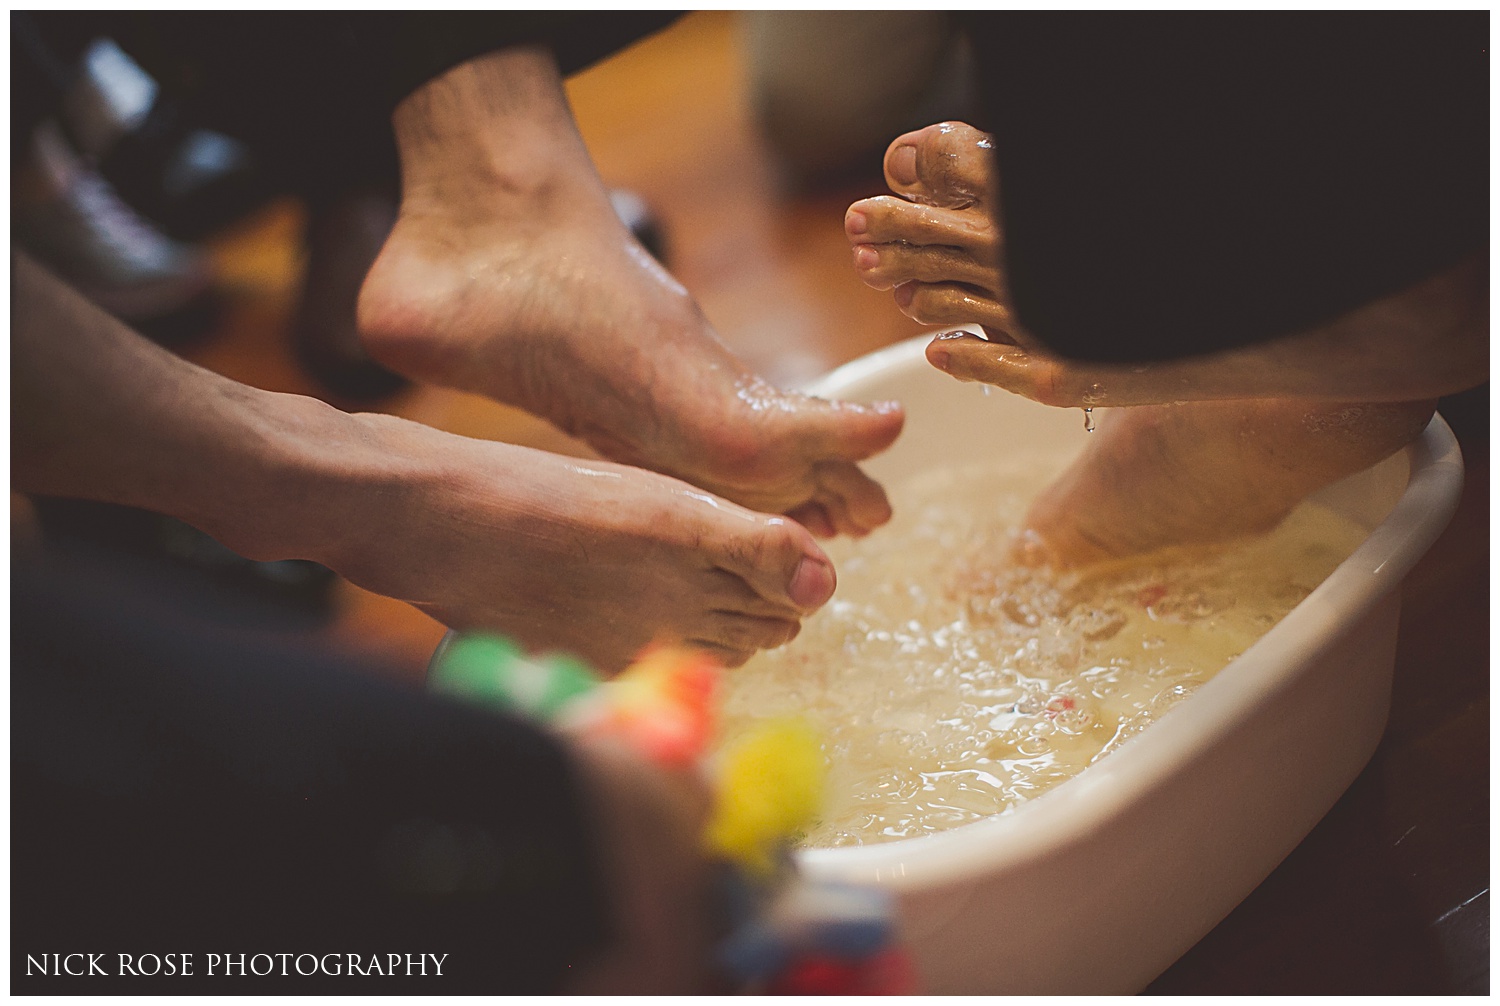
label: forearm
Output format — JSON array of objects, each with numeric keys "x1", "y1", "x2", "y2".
[
  {"x1": 934, "y1": 251, "x2": 1488, "y2": 407},
  {"x1": 1124, "y1": 253, "x2": 1489, "y2": 404},
  {"x1": 12, "y1": 250, "x2": 374, "y2": 563}
]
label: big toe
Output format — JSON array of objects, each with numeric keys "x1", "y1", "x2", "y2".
[
  {"x1": 714, "y1": 515, "x2": 837, "y2": 613},
  {"x1": 884, "y1": 121, "x2": 996, "y2": 210},
  {"x1": 805, "y1": 394, "x2": 906, "y2": 461}
]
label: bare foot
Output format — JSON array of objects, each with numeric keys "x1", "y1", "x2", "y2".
[
  {"x1": 358, "y1": 49, "x2": 903, "y2": 539},
  {"x1": 324, "y1": 412, "x2": 838, "y2": 673},
  {"x1": 1015, "y1": 398, "x2": 1438, "y2": 567},
  {"x1": 12, "y1": 249, "x2": 832, "y2": 675},
  {"x1": 846, "y1": 120, "x2": 1444, "y2": 566}
]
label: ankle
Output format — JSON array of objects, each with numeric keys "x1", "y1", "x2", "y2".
[
  {"x1": 157, "y1": 390, "x2": 365, "y2": 564},
  {"x1": 392, "y1": 48, "x2": 599, "y2": 217}
]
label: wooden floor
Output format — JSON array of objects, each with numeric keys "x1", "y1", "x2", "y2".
[{"x1": 181, "y1": 13, "x2": 1488, "y2": 994}]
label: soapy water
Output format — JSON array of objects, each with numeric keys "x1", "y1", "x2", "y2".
[{"x1": 719, "y1": 456, "x2": 1368, "y2": 847}]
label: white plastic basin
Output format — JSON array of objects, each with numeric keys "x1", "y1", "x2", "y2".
[{"x1": 793, "y1": 333, "x2": 1465, "y2": 994}]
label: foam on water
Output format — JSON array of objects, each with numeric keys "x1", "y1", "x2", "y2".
[{"x1": 719, "y1": 456, "x2": 1368, "y2": 847}]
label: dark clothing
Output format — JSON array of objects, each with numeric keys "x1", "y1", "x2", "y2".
[
  {"x1": 19, "y1": 12, "x2": 682, "y2": 197},
  {"x1": 16, "y1": 11, "x2": 1485, "y2": 356},
  {"x1": 961, "y1": 12, "x2": 1488, "y2": 363},
  {"x1": 11, "y1": 15, "x2": 683, "y2": 990},
  {"x1": 11, "y1": 553, "x2": 610, "y2": 993}
]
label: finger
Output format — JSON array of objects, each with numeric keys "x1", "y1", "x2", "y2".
[
  {"x1": 923, "y1": 332, "x2": 1077, "y2": 406},
  {"x1": 847, "y1": 196, "x2": 997, "y2": 258},
  {"x1": 883, "y1": 121, "x2": 996, "y2": 209},
  {"x1": 923, "y1": 332, "x2": 1197, "y2": 407},
  {"x1": 893, "y1": 281, "x2": 1018, "y2": 332},
  {"x1": 852, "y1": 240, "x2": 1001, "y2": 294}
]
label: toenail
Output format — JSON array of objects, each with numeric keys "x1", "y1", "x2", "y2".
[
  {"x1": 845, "y1": 209, "x2": 868, "y2": 236},
  {"x1": 888, "y1": 144, "x2": 919, "y2": 186},
  {"x1": 854, "y1": 246, "x2": 879, "y2": 269},
  {"x1": 789, "y1": 556, "x2": 835, "y2": 609}
]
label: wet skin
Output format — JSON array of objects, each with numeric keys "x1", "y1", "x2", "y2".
[
  {"x1": 13, "y1": 248, "x2": 837, "y2": 674},
  {"x1": 846, "y1": 121, "x2": 1474, "y2": 565},
  {"x1": 359, "y1": 48, "x2": 904, "y2": 541}
]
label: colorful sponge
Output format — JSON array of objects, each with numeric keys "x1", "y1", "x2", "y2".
[
  {"x1": 428, "y1": 632, "x2": 916, "y2": 994},
  {"x1": 703, "y1": 719, "x2": 825, "y2": 875}
]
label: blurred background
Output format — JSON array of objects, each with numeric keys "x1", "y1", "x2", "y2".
[{"x1": 12, "y1": 12, "x2": 1487, "y2": 994}]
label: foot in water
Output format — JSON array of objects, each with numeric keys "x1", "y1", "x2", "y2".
[{"x1": 847, "y1": 120, "x2": 1442, "y2": 566}]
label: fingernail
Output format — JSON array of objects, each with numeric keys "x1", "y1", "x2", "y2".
[
  {"x1": 888, "y1": 144, "x2": 919, "y2": 186},
  {"x1": 928, "y1": 346, "x2": 950, "y2": 370},
  {"x1": 893, "y1": 282, "x2": 915, "y2": 307},
  {"x1": 789, "y1": 555, "x2": 835, "y2": 609},
  {"x1": 845, "y1": 209, "x2": 868, "y2": 236},
  {"x1": 854, "y1": 246, "x2": 879, "y2": 269}
]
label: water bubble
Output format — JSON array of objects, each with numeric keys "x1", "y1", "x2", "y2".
[
  {"x1": 1151, "y1": 681, "x2": 1201, "y2": 715},
  {"x1": 1016, "y1": 734, "x2": 1051, "y2": 757},
  {"x1": 1072, "y1": 605, "x2": 1127, "y2": 642},
  {"x1": 717, "y1": 457, "x2": 1364, "y2": 848}
]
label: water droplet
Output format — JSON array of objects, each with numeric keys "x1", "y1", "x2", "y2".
[{"x1": 1082, "y1": 407, "x2": 1095, "y2": 432}]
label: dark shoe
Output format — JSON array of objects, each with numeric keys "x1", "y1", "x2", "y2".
[
  {"x1": 13, "y1": 119, "x2": 215, "y2": 327},
  {"x1": 62, "y1": 37, "x2": 272, "y2": 241},
  {"x1": 292, "y1": 186, "x2": 411, "y2": 402}
]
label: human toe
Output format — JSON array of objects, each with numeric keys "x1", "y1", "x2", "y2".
[
  {"x1": 785, "y1": 501, "x2": 837, "y2": 539},
  {"x1": 709, "y1": 515, "x2": 836, "y2": 614},
  {"x1": 693, "y1": 611, "x2": 801, "y2": 661},
  {"x1": 813, "y1": 461, "x2": 893, "y2": 537},
  {"x1": 790, "y1": 393, "x2": 905, "y2": 465},
  {"x1": 786, "y1": 551, "x2": 836, "y2": 609},
  {"x1": 730, "y1": 390, "x2": 903, "y2": 483}
]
